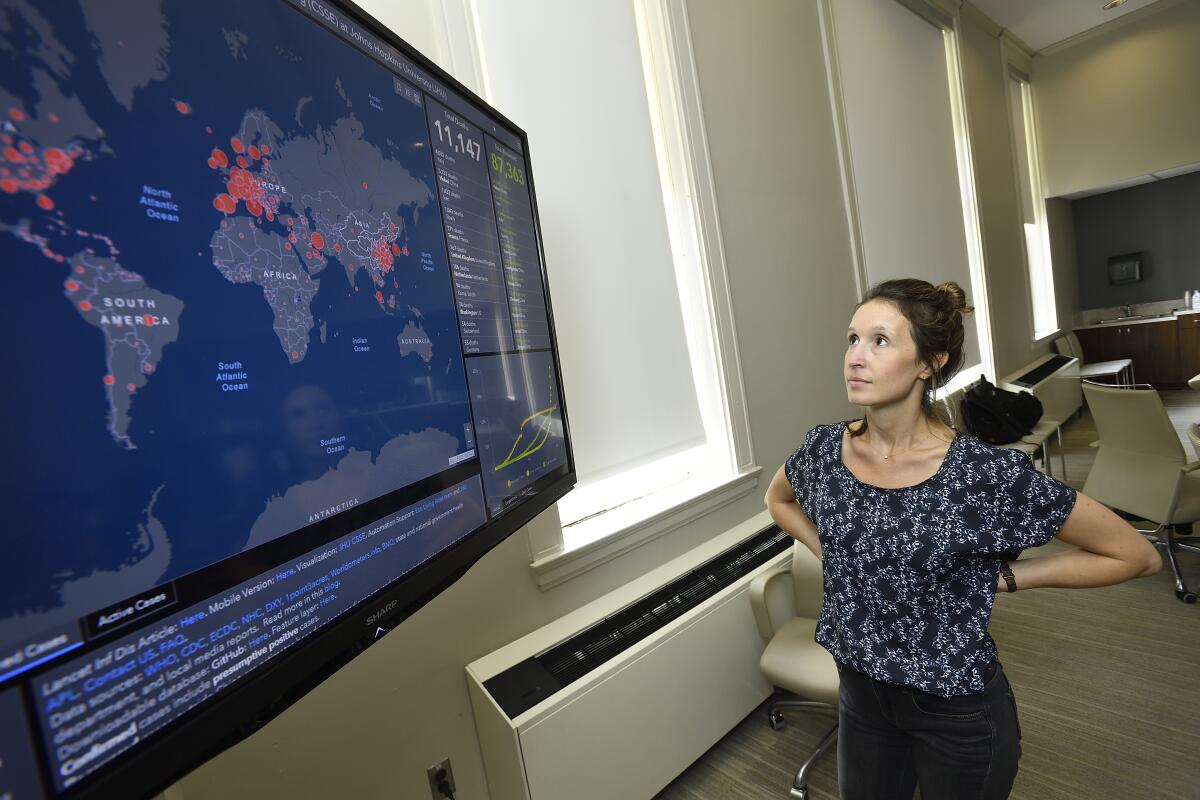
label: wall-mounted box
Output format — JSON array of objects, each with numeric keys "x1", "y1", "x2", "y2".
[{"x1": 1107, "y1": 252, "x2": 1143, "y2": 285}]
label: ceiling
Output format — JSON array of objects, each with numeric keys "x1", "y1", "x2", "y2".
[
  {"x1": 1058, "y1": 161, "x2": 1200, "y2": 200},
  {"x1": 969, "y1": 0, "x2": 1166, "y2": 52}
]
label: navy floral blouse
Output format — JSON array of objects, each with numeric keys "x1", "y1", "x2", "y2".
[{"x1": 785, "y1": 421, "x2": 1077, "y2": 698}]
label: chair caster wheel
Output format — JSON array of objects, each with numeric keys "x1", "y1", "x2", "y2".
[
  {"x1": 1176, "y1": 590, "x2": 1197, "y2": 604},
  {"x1": 768, "y1": 711, "x2": 787, "y2": 731}
]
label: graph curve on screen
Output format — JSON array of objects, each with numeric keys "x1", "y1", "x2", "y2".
[{"x1": 494, "y1": 403, "x2": 558, "y2": 470}]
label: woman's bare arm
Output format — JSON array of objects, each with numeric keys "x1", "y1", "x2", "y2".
[
  {"x1": 1001, "y1": 492, "x2": 1162, "y2": 593},
  {"x1": 764, "y1": 465, "x2": 822, "y2": 561}
]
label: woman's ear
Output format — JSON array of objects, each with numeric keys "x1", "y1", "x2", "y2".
[{"x1": 920, "y1": 353, "x2": 949, "y2": 381}]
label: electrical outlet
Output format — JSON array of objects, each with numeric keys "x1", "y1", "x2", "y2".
[{"x1": 426, "y1": 758, "x2": 455, "y2": 799}]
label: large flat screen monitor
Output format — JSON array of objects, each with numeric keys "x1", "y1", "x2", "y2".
[{"x1": 0, "y1": 1, "x2": 574, "y2": 797}]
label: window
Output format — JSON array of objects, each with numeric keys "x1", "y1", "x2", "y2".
[
  {"x1": 1009, "y1": 76, "x2": 1059, "y2": 341},
  {"x1": 465, "y1": 0, "x2": 756, "y2": 583}
]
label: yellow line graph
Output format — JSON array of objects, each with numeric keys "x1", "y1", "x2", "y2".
[{"x1": 494, "y1": 404, "x2": 558, "y2": 471}]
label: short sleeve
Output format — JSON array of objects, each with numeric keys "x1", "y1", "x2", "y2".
[
  {"x1": 784, "y1": 425, "x2": 821, "y2": 510},
  {"x1": 991, "y1": 450, "x2": 1077, "y2": 553}
]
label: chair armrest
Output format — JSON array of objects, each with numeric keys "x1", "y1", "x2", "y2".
[
  {"x1": 1183, "y1": 461, "x2": 1200, "y2": 474},
  {"x1": 749, "y1": 564, "x2": 795, "y2": 640}
]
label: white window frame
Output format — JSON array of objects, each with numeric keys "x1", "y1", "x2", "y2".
[
  {"x1": 940, "y1": 24, "x2": 996, "y2": 387},
  {"x1": 514, "y1": 0, "x2": 758, "y2": 589},
  {"x1": 1005, "y1": 71, "x2": 1060, "y2": 345}
]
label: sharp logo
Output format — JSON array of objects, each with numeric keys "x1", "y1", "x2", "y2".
[{"x1": 367, "y1": 600, "x2": 399, "y2": 626}]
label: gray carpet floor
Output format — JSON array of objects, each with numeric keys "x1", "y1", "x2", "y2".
[{"x1": 655, "y1": 391, "x2": 1200, "y2": 800}]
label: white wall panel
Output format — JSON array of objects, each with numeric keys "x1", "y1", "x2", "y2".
[{"x1": 830, "y1": 0, "x2": 982, "y2": 373}]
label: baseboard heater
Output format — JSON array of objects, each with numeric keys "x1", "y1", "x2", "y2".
[
  {"x1": 466, "y1": 520, "x2": 792, "y2": 800},
  {"x1": 1012, "y1": 354, "x2": 1073, "y2": 388},
  {"x1": 998, "y1": 353, "x2": 1083, "y2": 425}
]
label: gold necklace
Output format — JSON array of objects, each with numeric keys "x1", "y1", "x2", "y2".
[{"x1": 869, "y1": 433, "x2": 926, "y2": 461}]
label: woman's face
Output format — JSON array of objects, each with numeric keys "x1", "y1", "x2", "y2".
[{"x1": 844, "y1": 299, "x2": 929, "y2": 408}]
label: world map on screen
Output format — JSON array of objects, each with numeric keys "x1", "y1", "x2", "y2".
[{"x1": 0, "y1": 0, "x2": 474, "y2": 647}]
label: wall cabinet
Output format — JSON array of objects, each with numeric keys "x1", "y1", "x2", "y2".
[
  {"x1": 1073, "y1": 325, "x2": 1118, "y2": 364},
  {"x1": 1074, "y1": 318, "x2": 1188, "y2": 387},
  {"x1": 1147, "y1": 320, "x2": 1181, "y2": 385},
  {"x1": 1180, "y1": 314, "x2": 1200, "y2": 383}
]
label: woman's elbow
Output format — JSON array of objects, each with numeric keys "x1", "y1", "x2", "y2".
[{"x1": 764, "y1": 495, "x2": 779, "y2": 521}]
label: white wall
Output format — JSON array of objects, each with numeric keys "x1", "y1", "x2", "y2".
[
  {"x1": 165, "y1": 1, "x2": 857, "y2": 798},
  {"x1": 1032, "y1": 0, "x2": 1200, "y2": 198},
  {"x1": 682, "y1": 0, "x2": 859, "y2": 465},
  {"x1": 828, "y1": 0, "x2": 983, "y2": 374},
  {"x1": 1070, "y1": 171, "x2": 1200, "y2": 309}
]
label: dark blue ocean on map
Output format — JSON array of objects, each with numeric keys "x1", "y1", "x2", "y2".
[{"x1": 0, "y1": 0, "x2": 471, "y2": 629}]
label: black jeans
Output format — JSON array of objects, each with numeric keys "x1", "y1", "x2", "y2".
[{"x1": 835, "y1": 660, "x2": 1022, "y2": 800}]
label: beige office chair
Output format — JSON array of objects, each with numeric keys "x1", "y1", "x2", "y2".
[
  {"x1": 1082, "y1": 380, "x2": 1200, "y2": 602},
  {"x1": 1053, "y1": 331, "x2": 1134, "y2": 385},
  {"x1": 749, "y1": 542, "x2": 839, "y2": 800}
]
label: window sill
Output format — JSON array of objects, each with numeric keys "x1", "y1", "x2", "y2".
[
  {"x1": 1031, "y1": 328, "x2": 1063, "y2": 349},
  {"x1": 529, "y1": 467, "x2": 762, "y2": 590}
]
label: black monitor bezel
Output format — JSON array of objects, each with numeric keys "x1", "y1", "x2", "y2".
[{"x1": 16, "y1": 1, "x2": 577, "y2": 796}]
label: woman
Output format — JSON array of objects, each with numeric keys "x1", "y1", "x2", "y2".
[{"x1": 763, "y1": 278, "x2": 1161, "y2": 800}]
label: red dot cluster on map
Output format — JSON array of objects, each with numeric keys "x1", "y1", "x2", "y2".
[
  {"x1": 7, "y1": 103, "x2": 169, "y2": 429},
  {"x1": 201, "y1": 121, "x2": 427, "y2": 316},
  {"x1": 342, "y1": 220, "x2": 406, "y2": 306},
  {"x1": 208, "y1": 135, "x2": 283, "y2": 221},
  {"x1": 207, "y1": 130, "x2": 340, "y2": 276},
  {"x1": 370, "y1": 236, "x2": 394, "y2": 280},
  {"x1": 288, "y1": 216, "x2": 330, "y2": 271},
  {"x1": 1, "y1": 106, "x2": 85, "y2": 211},
  {"x1": 19, "y1": 226, "x2": 166, "y2": 406},
  {"x1": 11, "y1": 219, "x2": 65, "y2": 263}
]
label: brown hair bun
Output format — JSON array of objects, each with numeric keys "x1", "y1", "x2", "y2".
[{"x1": 935, "y1": 281, "x2": 975, "y2": 315}]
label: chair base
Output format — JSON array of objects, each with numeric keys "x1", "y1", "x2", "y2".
[{"x1": 766, "y1": 693, "x2": 839, "y2": 799}]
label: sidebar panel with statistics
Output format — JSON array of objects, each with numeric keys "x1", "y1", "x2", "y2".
[
  {"x1": 486, "y1": 136, "x2": 551, "y2": 352},
  {"x1": 426, "y1": 98, "x2": 515, "y2": 356},
  {"x1": 425, "y1": 96, "x2": 568, "y2": 517},
  {"x1": 472, "y1": 134, "x2": 567, "y2": 514}
]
